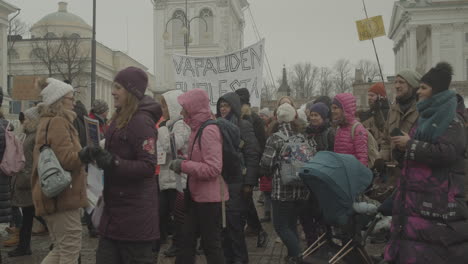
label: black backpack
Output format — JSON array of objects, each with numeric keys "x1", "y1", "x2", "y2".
[{"x1": 191, "y1": 118, "x2": 243, "y2": 184}]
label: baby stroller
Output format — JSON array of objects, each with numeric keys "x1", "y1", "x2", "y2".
[{"x1": 299, "y1": 151, "x2": 383, "y2": 264}]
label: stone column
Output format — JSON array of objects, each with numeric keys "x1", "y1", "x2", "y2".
[
  {"x1": 453, "y1": 23, "x2": 465, "y2": 81},
  {"x1": 408, "y1": 25, "x2": 418, "y2": 71},
  {"x1": 0, "y1": 23, "x2": 7, "y2": 97},
  {"x1": 153, "y1": 2, "x2": 167, "y2": 93},
  {"x1": 431, "y1": 24, "x2": 441, "y2": 66}
]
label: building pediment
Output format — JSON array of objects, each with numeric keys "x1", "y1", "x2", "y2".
[{"x1": 388, "y1": 2, "x2": 409, "y2": 40}]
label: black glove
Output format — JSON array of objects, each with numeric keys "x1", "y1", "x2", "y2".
[
  {"x1": 373, "y1": 158, "x2": 386, "y2": 173},
  {"x1": 78, "y1": 146, "x2": 99, "y2": 164},
  {"x1": 169, "y1": 159, "x2": 183, "y2": 174},
  {"x1": 94, "y1": 148, "x2": 115, "y2": 170}
]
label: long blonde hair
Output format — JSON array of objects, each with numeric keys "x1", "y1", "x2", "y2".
[
  {"x1": 111, "y1": 83, "x2": 139, "y2": 129},
  {"x1": 38, "y1": 100, "x2": 65, "y2": 117}
]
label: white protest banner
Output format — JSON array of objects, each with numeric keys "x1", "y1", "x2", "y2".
[{"x1": 172, "y1": 39, "x2": 265, "y2": 108}]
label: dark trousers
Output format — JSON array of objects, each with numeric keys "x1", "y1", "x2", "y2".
[
  {"x1": 96, "y1": 237, "x2": 156, "y2": 264},
  {"x1": 17, "y1": 206, "x2": 35, "y2": 249},
  {"x1": 11, "y1": 206, "x2": 22, "y2": 227},
  {"x1": 246, "y1": 195, "x2": 262, "y2": 232},
  {"x1": 175, "y1": 200, "x2": 225, "y2": 264},
  {"x1": 272, "y1": 200, "x2": 304, "y2": 258},
  {"x1": 159, "y1": 189, "x2": 177, "y2": 241},
  {"x1": 298, "y1": 198, "x2": 322, "y2": 246},
  {"x1": 172, "y1": 191, "x2": 186, "y2": 249},
  {"x1": 223, "y1": 210, "x2": 248, "y2": 264}
]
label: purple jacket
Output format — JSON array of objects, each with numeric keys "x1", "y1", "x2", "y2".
[
  {"x1": 385, "y1": 117, "x2": 468, "y2": 263},
  {"x1": 99, "y1": 96, "x2": 162, "y2": 242},
  {"x1": 333, "y1": 93, "x2": 368, "y2": 166}
]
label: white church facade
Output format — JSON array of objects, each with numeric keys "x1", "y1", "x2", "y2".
[
  {"x1": 388, "y1": 0, "x2": 468, "y2": 82},
  {"x1": 152, "y1": 0, "x2": 249, "y2": 94}
]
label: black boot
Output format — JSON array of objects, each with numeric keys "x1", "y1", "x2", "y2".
[{"x1": 8, "y1": 247, "x2": 32, "y2": 257}]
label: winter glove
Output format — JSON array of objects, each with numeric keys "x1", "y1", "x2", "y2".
[
  {"x1": 373, "y1": 158, "x2": 386, "y2": 173},
  {"x1": 94, "y1": 147, "x2": 115, "y2": 170},
  {"x1": 78, "y1": 146, "x2": 99, "y2": 164},
  {"x1": 242, "y1": 185, "x2": 253, "y2": 199},
  {"x1": 169, "y1": 159, "x2": 183, "y2": 174}
]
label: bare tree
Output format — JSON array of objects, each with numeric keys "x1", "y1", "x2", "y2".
[
  {"x1": 7, "y1": 17, "x2": 28, "y2": 58},
  {"x1": 31, "y1": 33, "x2": 90, "y2": 87},
  {"x1": 291, "y1": 62, "x2": 319, "y2": 99},
  {"x1": 261, "y1": 79, "x2": 277, "y2": 102},
  {"x1": 317, "y1": 67, "x2": 334, "y2": 97},
  {"x1": 53, "y1": 36, "x2": 90, "y2": 84},
  {"x1": 31, "y1": 36, "x2": 60, "y2": 76},
  {"x1": 356, "y1": 59, "x2": 381, "y2": 82},
  {"x1": 333, "y1": 58, "x2": 353, "y2": 94}
]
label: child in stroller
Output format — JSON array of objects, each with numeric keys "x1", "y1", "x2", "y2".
[{"x1": 299, "y1": 151, "x2": 390, "y2": 264}]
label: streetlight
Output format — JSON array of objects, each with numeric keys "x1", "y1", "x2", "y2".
[
  {"x1": 91, "y1": 0, "x2": 97, "y2": 103},
  {"x1": 162, "y1": 0, "x2": 209, "y2": 55}
]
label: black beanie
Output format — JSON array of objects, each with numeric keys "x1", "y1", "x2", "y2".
[
  {"x1": 421, "y1": 62, "x2": 453, "y2": 94},
  {"x1": 235, "y1": 88, "x2": 250, "y2": 105}
]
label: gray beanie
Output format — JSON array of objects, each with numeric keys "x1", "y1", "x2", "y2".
[
  {"x1": 397, "y1": 69, "x2": 422, "y2": 89},
  {"x1": 24, "y1": 106, "x2": 40, "y2": 121},
  {"x1": 92, "y1": 99, "x2": 109, "y2": 115}
]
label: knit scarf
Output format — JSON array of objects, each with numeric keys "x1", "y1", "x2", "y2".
[{"x1": 415, "y1": 90, "x2": 456, "y2": 143}]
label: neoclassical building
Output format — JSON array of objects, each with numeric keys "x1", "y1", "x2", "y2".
[
  {"x1": 389, "y1": 0, "x2": 468, "y2": 81},
  {"x1": 0, "y1": 0, "x2": 18, "y2": 115},
  {"x1": 152, "y1": 0, "x2": 249, "y2": 94},
  {"x1": 7, "y1": 2, "x2": 156, "y2": 114}
]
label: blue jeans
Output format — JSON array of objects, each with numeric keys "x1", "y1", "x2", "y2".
[{"x1": 272, "y1": 200, "x2": 303, "y2": 257}]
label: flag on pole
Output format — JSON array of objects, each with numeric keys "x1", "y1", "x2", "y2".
[{"x1": 356, "y1": 15, "x2": 386, "y2": 41}]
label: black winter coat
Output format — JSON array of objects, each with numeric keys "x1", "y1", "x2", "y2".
[
  {"x1": 217, "y1": 92, "x2": 260, "y2": 211},
  {"x1": 0, "y1": 118, "x2": 11, "y2": 223}
]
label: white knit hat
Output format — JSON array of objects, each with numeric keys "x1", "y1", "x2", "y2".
[
  {"x1": 40, "y1": 78, "x2": 74, "y2": 105},
  {"x1": 277, "y1": 103, "x2": 296, "y2": 123},
  {"x1": 24, "y1": 106, "x2": 40, "y2": 121}
]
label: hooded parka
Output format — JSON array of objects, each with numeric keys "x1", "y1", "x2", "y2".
[
  {"x1": 333, "y1": 93, "x2": 368, "y2": 166},
  {"x1": 178, "y1": 89, "x2": 229, "y2": 203},
  {"x1": 216, "y1": 92, "x2": 260, "y2": 211},
  {"x1": 158, "y1": 90, "x2": 190, "y2": 191}
]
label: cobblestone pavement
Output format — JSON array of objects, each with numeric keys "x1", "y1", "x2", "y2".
[{"x1": 1, "y1": 192, "x2": 385, "y2": 264}]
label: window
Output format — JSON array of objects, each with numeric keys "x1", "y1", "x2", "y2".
[
  {"x1": 70, "y1": 33, "x2": 80, "y2": 38},
  {"x1": 172, "y1": 10, "x2": 186, "y2": 46},
  {"x1": 199, "y1": 8, "x2": 213, "y2": 45},
  {"x1": 44, "y1": 32, "x2": 57, "y2": 39},
  {"x1": 465, "y1": 32, "x2": 468, "y2": 43},
  {"x1": 9, "y1": 101, "x2": 22, "y2": 115},
  {"x1": 8, "y1": 49, "x2": 19, "y2": 60}
]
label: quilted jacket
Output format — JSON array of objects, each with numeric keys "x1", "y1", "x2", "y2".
[{"x1": 333, "y1": 93, "x2": 368, "y2": 166}]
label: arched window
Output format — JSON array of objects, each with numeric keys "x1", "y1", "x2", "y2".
[
  {"x1": 44, "y1": 32, "x2": 57, "y2": 39},
  {"x1": 172, "y1": 10, "x2": 186, "y2": 46},
  {"x1": 8, "y1": 49, "x2": 19, "y2": 60},
  {"x1": 199, "y1": 8, "x2": 213, "y2": 45},
  {"x1": 30, "y1": 48, "x2": 46, "y2": 60},
  {"x1": 70, "y1": 33, "x2": 81, "y2": 38}
]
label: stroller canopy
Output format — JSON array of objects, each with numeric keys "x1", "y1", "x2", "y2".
[{"x1": 300, "y1": 151, "x2": 372, "y2": 226}]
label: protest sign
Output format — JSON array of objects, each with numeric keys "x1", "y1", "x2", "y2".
[
  {"x1": 84, "y1": 116, "x2": 100, "y2": 147},
  {"x1": 356, "y1": 15, "x2": 386, "y2": 41},
  {"x1": 172, "y1": 39, "x2": 265, "y2": 108}
]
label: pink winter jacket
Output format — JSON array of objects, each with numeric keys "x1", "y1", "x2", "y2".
[
  {"x1": 177, "y1": 89, "x2": 229, "y2": 203},
  {"x1": 333, "y1": 93, "x2": 368, "y2": 166}
]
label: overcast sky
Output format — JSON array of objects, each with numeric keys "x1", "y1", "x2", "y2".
[{"x1": 10, "y1": 0, "x2": 396, "y2": 80}]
